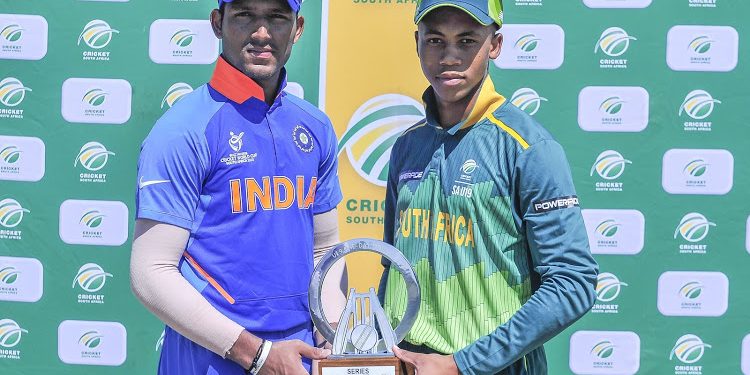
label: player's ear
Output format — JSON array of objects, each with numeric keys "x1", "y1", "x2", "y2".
[
  {"x1": 489, "y1": 30, "x2": 503, "y2": 60},
  {"x1": 210, "y1": 8, "x2": 223, "y2": 39},
  {"x1": 414, "y1": 31, "x2": 420, "y2": 57}
]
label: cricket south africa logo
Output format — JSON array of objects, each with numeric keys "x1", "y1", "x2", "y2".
[
  {"x1": 596, "y1": 27, "x2": 637, "y2": 57},
  {"x1": 680, "y1": 90, "x2": 720, "y2": 131},
  {"x1": 591, "y1": 340, "x2": 615, "y2": 359},
  {"x1": 78, "y1": 20, "x2": 118, "y2": 49},
  {"x1": 596, "y1": 219, "x2": 620, "y2": 238},
  {"x1": 591, "y1": 150, "x2": 631, "y2": 180},
  {"x1": 161, "y1": 83, "x2": 193, "y2": 109},
  {"x1": 73, "y1": 263, "x2": 112, "y2": 293},
  {"x1": 1, "y1": 145, "x2": 21, "y2": 164},
  {"x1": 170, "y1": 29, "x2": 195, "y2": 48},
  {"x1": 75, "y1": 142, "x2": 114, "y2": 172},
  {"x1": 674, "y1": 213, "x2": 715, "y2": 243},
  {"x1": 596, "y1": 27, "x2": 636, "y2": 69},
  {"x1": 0, "y1": 199, "x2": 29, "y2": 229},
  {"x1": 689, "y1": 36, "x2": 713, "y2": 54},
  {"x1": 670, "y1": 334, "x2": 711, "y2": 364},
  {"x1": 679, "y1": 281, "x2": 703, "y2": 300},
  {"x1": 461, "y1": 160, "x2": 478, "y2": 175},
  {"x1": 0, "y1": 77, "x2": 31, "y2": 107},
  {"x1": 511, "y1": 88, "x2": 547, "y2": 116},
  {"x1": 596, "y1": 272, "x2": 628, "y2": 302},
  {"x1": 339, "y1": 94, "x2": 425, "y2": 187},
  {"x1": 82, "y1": 88, "x2": 107, "y2": 107},
  {"x1": 683, "y1": 159, "x2": 708, "y2": 178},
  {"x1": 0, "y1": 266, "x2": 19, "y2": 285},
  {"x1": 80, "y1": 210, "x2": 105, "y2": 229},
  {"x1": 1, "y1": 24, "x2": 23, "y2": 42},
  {"x1": 515, "y1": 34, "x2": 540, "y2": 52},
  {"x1": 0, "y1": 319, "x2": 27, "y2": 348},
  {"x1": 79, "y1": 330, "x2": 103, "y2": 349},
  {"x1": 600, "y1": 96, "x2": 625, "y2": 115}
]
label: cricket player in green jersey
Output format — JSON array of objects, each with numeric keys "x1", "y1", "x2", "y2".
[{"x1": 380, "y1": 1, "x2": 599, "y2": 374}]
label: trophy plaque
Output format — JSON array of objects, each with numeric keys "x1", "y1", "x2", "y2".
[{"x1": 309, "y1": 238, "x2": 421, "y2": 375}]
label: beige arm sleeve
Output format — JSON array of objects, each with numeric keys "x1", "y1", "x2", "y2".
[
  {"x1": 129, "y1": 219, "x2": 244, "y2": 357},
  {"x1": 312, "y1": 208, "x2": 348, "y2": 324}
]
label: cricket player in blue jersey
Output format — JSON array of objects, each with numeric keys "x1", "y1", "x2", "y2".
[
  {"x1": 380, "y1": 1, "x2": 599, "y2": 374},
  {"x1": 130, "y1": 0, "x2": 344, "y2": 374}
]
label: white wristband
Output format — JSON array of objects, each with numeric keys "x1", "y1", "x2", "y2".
[{"x1": 251, "y1": 340, "x2": 273, "y2": 374}]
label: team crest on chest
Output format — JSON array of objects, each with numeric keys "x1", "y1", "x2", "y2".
[
  {"x1": 292, "y1": 125, "x2": 314, "y2": 153},
  {"x1": 229, "y1": 131, "x2": 244, "y2": 152}
]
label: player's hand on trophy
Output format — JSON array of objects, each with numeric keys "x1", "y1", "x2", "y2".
[
  {"x1": 393, "y1": 346, "x2": 459, "y2": 375},
  {"x1": 260, "y1": 339, "x2": 330, "y2": 375}
]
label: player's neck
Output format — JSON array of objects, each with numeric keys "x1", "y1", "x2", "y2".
[{"x1": 435, "y1": 80, "x2": 484, "y2": 129}]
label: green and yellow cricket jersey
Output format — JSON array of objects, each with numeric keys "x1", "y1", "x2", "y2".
[{"x1": 381, "y1": 77, "x2": 599, "y2": 375}]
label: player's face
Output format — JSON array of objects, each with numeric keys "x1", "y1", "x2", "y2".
[
  {"x1": 211, "y1": 0, "x2": 304, "y2": 87},
  {"x1": 416, "y1": 8, "x2": 502, "y2": 106}
]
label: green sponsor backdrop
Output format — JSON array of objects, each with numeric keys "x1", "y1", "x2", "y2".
[{"x1": 1, "y1": 0, "x2": 749, "y2": 374}]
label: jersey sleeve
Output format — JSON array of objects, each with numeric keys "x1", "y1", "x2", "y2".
[
  {"x1": 454, "y1": 139, "x2": 599, "y2": 374},
  {"x1": 312, "y1": 118, "x2": 343, "y2": 214},
  {"x1": 135, "y1": 125, "x2": 210, "y2": 231}
]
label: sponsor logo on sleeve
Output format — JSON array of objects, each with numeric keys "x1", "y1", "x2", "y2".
[{"x1": 533, "y1": 196, "x2": 579, "y2": 213}]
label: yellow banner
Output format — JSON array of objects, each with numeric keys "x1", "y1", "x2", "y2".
[{"x1": 324, "y1": 0, "x2": 427, "y2": 290}]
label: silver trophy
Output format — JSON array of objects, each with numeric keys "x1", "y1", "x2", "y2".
[{"x1": 308, "y1": 238, "x2": 421, "y2": 374}]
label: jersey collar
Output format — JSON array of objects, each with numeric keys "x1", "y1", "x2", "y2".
[
  {"x1": 423, "y1": 75, "x2": 507, "y2": 135},
  {"x1": 209, "y1": 56, "x2": 289, "y2": 105}
]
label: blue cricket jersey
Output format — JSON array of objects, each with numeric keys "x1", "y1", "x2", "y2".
[{"x1": 136, "y1": 57, "x2": 342, "y2": 374}]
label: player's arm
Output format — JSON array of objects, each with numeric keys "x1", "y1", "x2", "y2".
[
  {"x1": 452, "y1": 139, "x2": 599, "y2": 374},
  {"x1": 312, "y1": 208, "x2": 346, "y2": 348},
  {"x1": 378, "y1": 139, "x2": 401, "y2": 303}
]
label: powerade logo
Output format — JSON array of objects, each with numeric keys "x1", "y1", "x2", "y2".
[
  {"x1": 75, "y1": 142, "x2": 114, "y2": 183},
  {"x1": 338, "y1": 94, "x2": 425, "y2": 187},
  {"x1": 596, "y1": 27, "x2": 636, "y2": 68},
  {"x1": 0, "y1": 266, "x2": 19, "y2": 285},
  {"x1": 515, "y1": 34, "x2": 540, "y2": 53},
  {"x1": 680, "y1": 90, "x2": 720, "y2": 132},
  {"x1": 79, "y1": 330, "x2": 103, "y2": 349},
  {"x1": 83, "y1": 88, "x2": 107, "y2": 107},
  {"x1": 0, "y1": 199, "x2": 29, "y2": 229},
  {"x1": 78, "y1": 20, "x2": 118, "y2": 49},
  {"x1": 591, "y1": 340, "x2": 615, "y2": 359},
  {"x1": 600, "y1": 96, "x2": 624, "y2": 115},
  {"x1": 670, "y1": 334, "x2": 711, "y2": 368},
  {"x1": 73, "y1": 264, "x2": 112, "y2": 293},
  {"x1": 596, "y1": 272, "x2": 628, "y2": 302},
  {"x1": 0, "y1": 319, "x2": 27, "y2": 349},
  {"x1": 161, "y1": 83, "x2": 193, "y2": 109},
  {"x1": 679, "y1": 281, "x2": 703, "y2": 300},
  {"x1": 1, "y1": 145, "x2": 21, "y2": 164},
  {"x1": 591, "y1": 150, "x2": 631, "y2": 192},
  {"x1": 1, "y1": 24, "x2": 22, "y2": 42},
  {"x1": 511, "y1": 88, "x2": 547, "y2": 116},
  {"x1": 683, "y1": 159, "x2": 708, "y2": 178},
  {"x1": 0, "y1": 77, "x2": 31, "y2": 108}
]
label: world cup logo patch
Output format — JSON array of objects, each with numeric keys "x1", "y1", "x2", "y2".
[{"x1": 293, "y1": 125, "x2": 314, "y2": 153}]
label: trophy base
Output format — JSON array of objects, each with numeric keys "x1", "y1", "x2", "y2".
[{"x1": 318, "y1": 356, "x2": 404, "y2": 375}]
